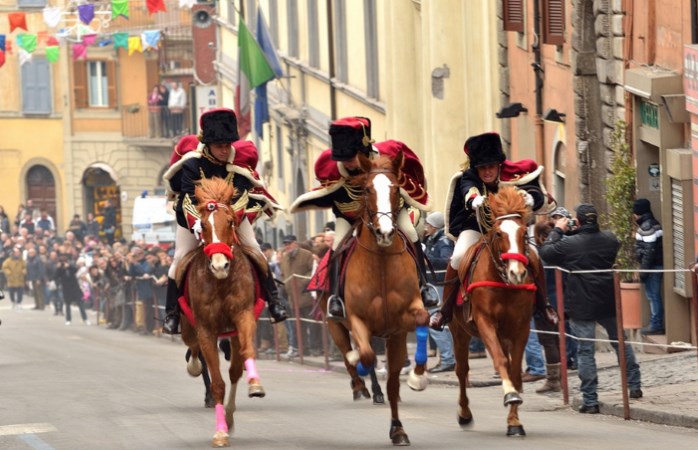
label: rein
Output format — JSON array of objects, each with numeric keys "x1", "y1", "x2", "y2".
[{"x1": 479, "y1": 210, "x2": 530, "y2": 283}]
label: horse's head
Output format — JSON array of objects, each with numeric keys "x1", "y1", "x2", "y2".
[
  {"x1": 195, "y1": 177, "x2": 239, "y2": 279},
  {"x1": 355, "y1": 151, "x2": 404, "y2": 247},
  {"x1": 488, "y1": 187, "x2": 531, "y2": 284}
]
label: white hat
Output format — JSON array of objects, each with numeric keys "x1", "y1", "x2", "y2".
[{"x1": 425, "y1": 212, "x2": 445, "y2": 229}]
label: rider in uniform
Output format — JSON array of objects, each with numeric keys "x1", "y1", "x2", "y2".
[
  {"x1": 161, "y1": 108, "x2": 288, "y2": 334},
  {"x1": 289, "y1": 116, "x2": 438, "y2": 320},
  {"x1": 430, "y1": 131, "x2": 556, "y2": 330}
]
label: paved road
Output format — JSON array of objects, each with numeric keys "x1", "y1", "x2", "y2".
[{"x1": 1, "y1": 304, "x2": 698, "y2": 449}]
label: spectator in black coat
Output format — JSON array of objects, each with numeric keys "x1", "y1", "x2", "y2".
[
  {"x1": 540, "y1": 204, "x2": 642, "y2": 414},
  {"x1": 55, "y1": 254, "x2": 90, "y2": 325},
  {"x1": 632, "y1": 198, "x2": 664, "y2": 335}
]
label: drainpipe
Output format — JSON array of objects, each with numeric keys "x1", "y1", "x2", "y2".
[
  {"x1": 532, "y1": 0, "x2": 545, "y2": 171},
  {"x1": 692, "y1": 0, "x2": 698, "y2": 43},
  {"x1": 326, "y1": 0, "x2": 337, "y2": 120}
]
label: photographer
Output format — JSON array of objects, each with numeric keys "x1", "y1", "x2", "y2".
[{"x1": 55, "y1": 253, "x2": 90, "y2": 325}]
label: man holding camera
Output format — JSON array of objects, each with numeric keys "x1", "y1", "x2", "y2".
[{"x1": 540, "y1": 204, "x2": 642, "y2": 414}]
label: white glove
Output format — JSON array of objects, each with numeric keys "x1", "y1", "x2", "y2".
[
  {"x1": 521, "y1": 191, "x2": 534, "y2": 207},
  {"x1": 192, "y1": 219, "x2": 203, "y2": 241},
  {"x1": 471, "y1": 195, "x2": 485, "y2": 209}
]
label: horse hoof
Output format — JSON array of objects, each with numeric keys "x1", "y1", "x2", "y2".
[
  {"x1": 373, "y1": 393, "x2": 385, "y2": 405},
  {"x1": 458, "y1": 414, "x2": 473, "y2": 429},
  {"x1": 406, "y1": 370, "x2": 428, "y2": 391},
  {"x1": 248, "y1": 385, "x2": 266, "y2": 398},
  {"x1": 211, "y1": 431, "x2": 229, "y2": 447},
  {"x1": 389, "y1": 423, "x2": 410, "y2": 446},
  {"x1": 353, "y1": 388, "x2": 371, "y2": 401},
  {"x1": 204, "y1": 393, "x2": 215, "y2": 408},
  {"x1": 503, "y1": 392, "x2": 523, "y2": 406},
  {"x1": 506, "y1": 425, "x2": 526, "y2": 437}
]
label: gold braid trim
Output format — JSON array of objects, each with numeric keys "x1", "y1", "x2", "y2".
[{"x1": 182, "y1": 193, "x2": 201, "y2": 220}]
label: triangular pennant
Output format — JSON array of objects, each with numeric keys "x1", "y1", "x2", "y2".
[
  {"x1": 82, "y1": 34, "x2": 97, "y2": 46},
  {"x1": 0, "y1": 50, "x2": 5, "y2": 69},
  {"x1": 112, "y1": 0, "x2": 130, "y2": 19},
  {"x1": 78, "y1": 4, "x2": 95, "y2": 25},
  {"x1": 0, "y1": 35, "x2": 5, "y2": 52},
  {"x1": 19, "y1": 48, "x2": 32, "y2": 66},
  {"x1": 4, "y1": 40, "x2": 12, "y2": 55},
  {"x1": 178, "y1": 0, "x2": 196, "y2": 8},
  {"x1": 113, "y1": 32, "x2": 129, "y2": 50},
  {"x1": 43, "y1": 6, "x2": 62, "y2": 28},
  {"x1": 17, "y1": 34, "x2": 37, "y2": 53},
  {"x1": 46, "y1": 36, "x2": 59, "y2": 46},
  {"x1": 141, "y1": 30, "x2": 161, "y2": 50},
  {"x1": 72, "y1": 43, "x2": 87, "y2": 61},
  {"x1": 146, "y1": 0, "x2": 167, "y2": 14},
  {"x1": 127, "y1": 36, "x2": 143, "y2": 55},
  {"x1": 9, "y1": 12, "x2": 28, "y2": 33},
  {"x1": 45, "y1": 45, "x2": 59, "y2": 63}
]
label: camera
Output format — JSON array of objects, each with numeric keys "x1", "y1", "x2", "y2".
[{"x1": 568, "y1": 219, "x2": 577, "y2": 228}]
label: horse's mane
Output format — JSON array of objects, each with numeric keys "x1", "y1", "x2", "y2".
[
  {"x1": 488, "y1": 186, "x2": 530, "y2": 223},
  {"x1": 195, "y1": 177, "x2": 237, "y2": 208},
  {"x1": 346, "y1": 155, "x2": 397, "y2": 214}
]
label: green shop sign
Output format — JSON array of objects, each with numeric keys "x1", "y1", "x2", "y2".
[{"x1": 640, "y1": 100, "x2": 659, "y2": 129}]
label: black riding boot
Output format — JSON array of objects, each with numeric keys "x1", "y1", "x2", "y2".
[
  {"x1": 429, "y1": 265, "x2": 459, "y2": 330},
  {"x1": 326, "y1": 250, "x2": 345, "y2": 320},
  {"x1": 414, "y1": 244, "x2": 439, "y2": 308},
  {"x1": 263, "y1": 267, "x2": 289, "y2": 323},
  {"x1": 163, "y1": 278, "x2": 181, "y2": 334}
]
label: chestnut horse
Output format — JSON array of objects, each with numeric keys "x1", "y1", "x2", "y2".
[
  {"x1": 323, "y1": 152, "x2": 430, "y2": 446},
  {"x1": 176, "y1": 177, "x2": 265, "y2": 448},
  {"x1": 448, "y1": 186, "x2": 537, "y2": 437}
]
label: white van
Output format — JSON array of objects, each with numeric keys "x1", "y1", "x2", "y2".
[{"x1": 131, "y1": 195, "x2": 176, "y2": 245}]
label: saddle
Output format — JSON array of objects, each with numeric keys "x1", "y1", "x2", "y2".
[{"x1": 453, "y1": 240, "x2": 487, "y2": 333}]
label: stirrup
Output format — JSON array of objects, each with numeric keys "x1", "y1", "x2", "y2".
[
  {"x1": 163, "y1": 313, "x2": 180, "y2": 335},
  {"x1": 421, "y1": 283, "x2": 440, "y2": 308},
  {"x1": 326, "y1": 295, "x2": 346, "y2": 321}
]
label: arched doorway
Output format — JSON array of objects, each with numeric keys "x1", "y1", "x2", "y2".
[
  {"x1": 26, "y1": 165, "x2": 57, "y2": 221},
  {"x1": 82, "y1": 164, "x2": 122, "y2": 241}
]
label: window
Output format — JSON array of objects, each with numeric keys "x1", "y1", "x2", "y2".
[
  {"x1": 269, "y1": 0, "x2": 279, "y2": 46},
  {"x1": 503, "y1": 0, "x2": 524, "y2": 33},
  {"x1": 228, "y1": 0, "x2": 238, "y2": 27},
  {"x1": 21, "y1": 57, "x2": 52, "y2": 114},
  {"x1": 542, "y1": 0, "x2": 565, "y2": 46},
  {"x1": 334, "y1": 0, "x2": 347, "y2": 82},
  {"x1": 19, "y1": 0, "x2": 47, "y2": 7},
  {"x1": 307, "y1": 0, "x2": 320, "y2": 68},
  {"x1": 287, "y1": 0, "x2": 299, "y2": 58},
  {"x1": 275, "y1": 124, "x2": 285, "y2": 190},
  {"x1": 364, "y1": 0, "x2": 379, "y2": 99},
  {"x1": 73, "y1": 60, "x2": 116, "y2": 109}
]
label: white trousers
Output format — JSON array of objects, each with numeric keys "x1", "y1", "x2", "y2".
[
  {"x1": 331, "y1": 208, "x2": 418, "y2": 251},
  {"x1": 450, "y1": 229, "x2": 481, "y2": 270}
]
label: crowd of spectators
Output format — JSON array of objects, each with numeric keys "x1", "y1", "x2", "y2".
[{"x1": 0, "y1": 204, "x2": 169, "y2": 332}]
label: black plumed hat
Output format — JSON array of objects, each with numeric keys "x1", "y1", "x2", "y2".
[
  {"x1": 464, "y1": 132, "x2": 506, "y2": 168},
  {"x1": 329, "y1": 116, "x2": 373, "y2": 161},
  {"x1": 199, "y1": 108, "x2": 239, "y2": 144}
]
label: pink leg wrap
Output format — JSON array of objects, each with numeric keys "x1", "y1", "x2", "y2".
[
  {"x1": 215, "y1": 404, "x2": 228, "y2": 433},
  {"x1": 245, "y1": 358, "x2": 259, "y2": 382}
]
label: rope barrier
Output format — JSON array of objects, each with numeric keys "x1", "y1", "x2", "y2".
[{"x1": 532, "y1": 328, "x2": 698, "y2": 350}]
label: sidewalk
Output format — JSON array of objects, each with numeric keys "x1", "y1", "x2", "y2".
[{"x1": 276, "y1": 340, "x2": 698, "y2": 429}]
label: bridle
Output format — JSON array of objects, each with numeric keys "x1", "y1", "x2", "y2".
[
  {"x1": 201, "y1": 200, "x2": 237, "y2": 260},
  {"x1": 361, "y1": 168, "x2": 399, "y2": 241},
  {"x1": 484, "y1": 212, "x2": 530, "y2": 283}
]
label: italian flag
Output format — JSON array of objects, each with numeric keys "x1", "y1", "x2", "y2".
[{"x1": 236, "y1": 18, "x2": 275, "y2": 139}]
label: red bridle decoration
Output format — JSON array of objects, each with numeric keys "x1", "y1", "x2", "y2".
[
  {"x1": 500, "y1": 252, "x2": 529, "y2": 265},
  {"x1": 204, "y1": 242, "x2": 233, "y2": 260}
]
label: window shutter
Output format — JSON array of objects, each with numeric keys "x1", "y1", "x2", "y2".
[
  {"x1": 503, "y1": 0, "x2": 524, "y2": 33},
  {"x1": 22, "y1": 58, "x2": 51, "y2": 114},
  {"x1": 671, "y1": 179, "x2": 686, "y2": 295},
  {"x1": 106, "y1": 60, "x2": 117, "y2": 109},
  {"x1": 543, "y1": 0, "x2": 565, "y2": 46},
  {"x1": 73, "y1": 61, "x2": 88, "y2": 109}
]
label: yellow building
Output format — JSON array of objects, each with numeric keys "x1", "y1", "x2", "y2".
[
  {"x1": 0, "y1": 0, "x2": 192, "y2": 239},
  {"x1": 217, "y1": 0, "x2": 500, "y2": 245}
]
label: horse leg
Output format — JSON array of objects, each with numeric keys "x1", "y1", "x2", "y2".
[
  {"x1": 226, "y1": 337, "x2": 243, "y2": 432},
  {"x1": 197, "y1": 328, "x2": 229, "y2": 448},
  {"x1": 476, "y1": 317, "x2": 522, "y2": 407},
  {"x1": 347, "y1": 316, "x2": 376, "y2": 374},
  {"x1": 200, "y1": 353, "x2": 214, "y2": 408},
  {"x1": 234, "y1": 311, "x2": 265, "y2": 398},
  {"x1": 505, "y1": 325, "x2": 529, "y2": 437},
  {"x1": 369, "y1": 368, "x2": 385, "y2": 405},
  {"x1": 449, "y1": 318, "x2": 474, "y2": 428},
  {"x1": 385, "y1": 334, "x2": 410, "y2": 446},
  {"x1": 327, "y1": 318, "x2": 370, "y2": 401},
  {"x1": 406, "y1": 324, "x2": 429, "y2": 391}
]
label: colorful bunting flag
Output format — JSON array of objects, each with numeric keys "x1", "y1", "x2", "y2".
[
  {"x1": 238, "y1": 19, "x2": 275, "y2": 88},
  {"x1": 141, "y1": 30, "x2": 161, "y2": 50},
  {"x1": 9, "y1": 12, "x2": 28, "y2": 32},
  {"x1": 0, "y1": 50, "x2": 5, "y2": 69},
  {"x1": 146, "y1": 0, "x2": 167, "y2": 14},
  {"x1": 46, "y1": 36, "x2": 59, "y2": 46},
  {"x1": 43, "y1": 7, "x2": 62, "y2": 28},
  {"x1": 179, "y1": 0, "x2": 196, "y2": 8},
  {"x1": 72, "y1": 43, "x2": 87, "y2": 61},
  {"x1": 17, "y1": 34, "x2": 38, "y2": 53},
  {"x1": 128, "y1": 36, "x2": 142, "y2": 55},
  {"x1": 78, "y1": 4, "x2": 96, "y2": 25},
  {"x1": 113, "y1": 32, "x2": 129, "y2": 50},
  {"x1": 46, "y1": 45, "x2": 59, "y2": 63},
  {"x1": 19, "y1": 48, "x2": 32, "y2": 66},
  {"x1": 0, "y1": 35, "x2": 5, "y2": 52},
  {"x1": 82, "y1": 34, "x2": 97, "y2": 46},
  {"x1": 112, "y1": 0, "x2": 130, "y2": 19}
]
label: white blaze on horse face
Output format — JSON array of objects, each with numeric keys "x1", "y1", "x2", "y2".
[
  {"x1": 207, "y1": 210, "x2": 229, "y2": 278},
  {"x1": 208, "y1": 211, "x2": 221, "y2": 244},
  {"x1": 373, "y1": 173, "x2": 394, "y2": 235},
  {"x1": 500, "y1": 219, "x2": 525, "y2": 283}
]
